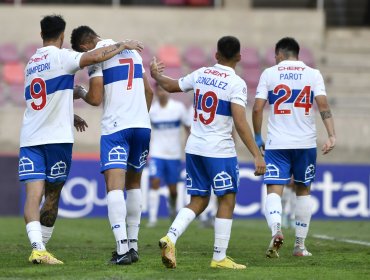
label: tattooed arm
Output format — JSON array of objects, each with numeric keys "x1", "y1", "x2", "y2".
[
  {"x1": 316, "y1": 95, "x2": 336, "y2": 155},
  {"x1": 79, "y1": 39, "x2": 143, "y2": 68}
]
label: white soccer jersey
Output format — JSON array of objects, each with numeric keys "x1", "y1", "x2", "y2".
[
  {"x1": 88, "y1": 39, "x2": 150, "y2": 135},
  {"x1": 20, "y1": 46, "x2": 82, "y2": 147},
  {"x1": 179, "y1": 64, "x2": 247, "y2": 158},
  {"x1": 149, "y1": 99, "x2": 189, "y2": 159},
  {"x1": 255, "y1": 60, "x2": 326, "y2": 149}
]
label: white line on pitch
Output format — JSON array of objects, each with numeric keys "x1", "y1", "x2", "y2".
[{"x1": 313, "y1": 234, "x2": 370, "y2": 247}]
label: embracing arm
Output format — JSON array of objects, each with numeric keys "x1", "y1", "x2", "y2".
[
  {"x1": 79, "y1": 40, "x2": 143, "y2": 68},
  {"x1": 150, "y1": 57, "x2": 182, "y2": 93},
  {"x1": 232, "y1": 103, "x2": 266, "y2": 176},
  {"x1": 315, "y1": 95, "x2": 336, "y2": 154},
  {"x1": 74, "y1": 76, "x2": 104, "y2": 106}
]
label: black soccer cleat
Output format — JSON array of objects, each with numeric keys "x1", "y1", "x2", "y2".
[
  {"x1": 110, "y1": 251, "x2": 132, "y2": 265},
  {"x1": 129, "y1": 248, "x2": 139, "y2": 263}
]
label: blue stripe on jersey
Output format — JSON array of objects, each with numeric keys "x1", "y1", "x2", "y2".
[
  {"x1": 268, "y1": 89, "x2": 314, "y2": 104},
  {"x1": 195, "y1": 94, "x2": 231, "y2": 117},
  {"x1": 24, "y1": 74, "x2": 74, "y2": 101},
  {"x1": 102, "y1": 64, "x2": 143, "y2": 85},
  {"x1": 152, "y1": 120, "x2": 181, "y2": 129}
]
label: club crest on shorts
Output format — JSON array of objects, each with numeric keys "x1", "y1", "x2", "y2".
[
  {"x1": 108, "y1": 146, "x2": 127, "y2": 162},
  {"x1": 213, "y1": 171, "x2": 232, "y2": 190},
  {"x1": 305, "y1": 164, "x2": 315, "y2": 181},
  {"x1": 19, "y1": 157, "x2": 34, "y2": 173},
  {"x1": 51, "y1": 161, "x2": 67, "y2": 177},
  {"x1": 265, "y1": 163, "x2": 279, "y2": 178}
]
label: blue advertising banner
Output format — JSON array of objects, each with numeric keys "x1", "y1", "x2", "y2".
[{"x1": 20, "y1": 160, "x2": 370, "y2": 219}]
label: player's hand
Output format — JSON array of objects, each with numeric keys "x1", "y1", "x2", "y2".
[
  {"x1": 73, "y1": 85, "x2": 87, "y2": 100},
  {"x1": 74, "y1": 114, "x2": 88, "y2": 132},
  {"x1": 322, "y1": 135, "x2": 336, "y2": 155},
  {"x1": 254, "y1": 134, "x2": 265, "y2": 156},
  {"x1": 122, "y1": 39, "x2": 144, "y2": 52},
  {"x1": 254, "y1": 155, "x2": 266, "y2": 176},
  {"x1": 150, "y1": 56, "x2": 165, "y2": 78}
]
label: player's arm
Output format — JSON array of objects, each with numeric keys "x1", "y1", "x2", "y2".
[
  {"x1": 232, "y1": 103, "x2": 266, "y2": 176},
  {"x1": 252, "y1": 98, "x2": 267, "y2": 152},
  {"x1": 143, "y1": 73, "x2": 153, "y2": 111},
  {"x1": 74, "y1": 114, "x2": 88, "y2": 132},
  {"x1": 79, "y1": 40, "x2": 143, "y2": 68},
  {"x1": 74, "y1": 76, "x2": 104, "y2": 106},
  {"x1": 315, "y1": 95, "x2": 336, "y2": 155},
  {"x1": 150, "y1": 57, "x2": 182, "y2": 93}
]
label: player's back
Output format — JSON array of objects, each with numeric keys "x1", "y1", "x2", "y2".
[
  {"x1": 256, "y1": 60, "x2": 326, "y2": 149},
  {"x1": 21, "y1": 46, "x2": 82, "y2": 147},
  {"x1": 149, "y1": 99, "x2": 188, "y2": 159},
  {"x1": 179, "y1": 64, "x2": 247, "y2": 158},
  {"x1": 90, "y1": 39, "x2": 150, "y2": 135}
]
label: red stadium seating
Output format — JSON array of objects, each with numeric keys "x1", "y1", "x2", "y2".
[
  {"x1": 163, "y1": 66, "x2": 183, "y2": 79},
  {"x1": 264, "y1": 46, "x2": 315, "y2": 67},
  {"x1": 8, "y1": 84, "x2": 25, "y2": 107},
  {"x1": 162, "y1": 0, "x2": 186, "y2": 5},
  {"x1": 0, "y1": 43, "x2": 20, "y2": 64},
  {"x1": 240, "y1": 47, "x2": 261, "y2": 69},
  {"x1": 140, "y1": 46, "x2": 153, "y2": 69},
  {"x1": 183, "y1": 45, "x2": 209, "y2": 70},
  {"x1": 187, "y1": 0, "x2": 212, "y2": 6},
  {"x1": 242, "y1": 67, "x2": 262, "y2": 89},
  {"x1": 3, "y1": 62, "x2": 24, "y2": 85},
  {"x1": 157, "y1": 45, "x2": 181, "y2": 68},
  {"x1": 23, "y1": 43, "x2": 41, "y2": 62}
]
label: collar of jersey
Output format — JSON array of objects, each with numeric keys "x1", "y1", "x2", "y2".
[
  {"x1": 214, "y1": 63, "x2": 235, "y2": 73},
  {"x1": 277, "y1": 60, "x2": 305, "y2": 66}
]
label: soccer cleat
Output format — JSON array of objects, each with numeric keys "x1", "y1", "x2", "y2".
[
  {"x1": 159, "y1": 236, "x2": 176, "y2": 268},
  {"x1": 28, "y1": 249, "x2": 63, "y2": 265},
  {"x1": 293, "y1": 246, "x2": 312, "y2": 257},
  {"x1": 266, "y1": 231, "x2": 284, "y2": 258},
  {"x1": 110, "y1": 251, "x2": 132, "y2": 265},
  {"x1": 210, "y1": 256, "x2": 246, "y2": 269},
  {"x1": 129, "y1": 248, "x2": 139, "y2": 263}
]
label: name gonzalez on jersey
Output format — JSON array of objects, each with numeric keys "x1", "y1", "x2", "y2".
[{"x1": 195, "y1": 68, "x2": 229, "y2": 90}]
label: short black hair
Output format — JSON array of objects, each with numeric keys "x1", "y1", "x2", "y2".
[
  {"x1": 40, "y1": 14, "x2": 66, "y2": 41},
  {"x1": 70, "y1": 25, "x2": 98, "y2": 52},
  {"x1": 217, "y1": 36, "x2": 240, "y2": 60},
  {"x1": 275, "y1": 37, "x2": 300, "y2": 58}
]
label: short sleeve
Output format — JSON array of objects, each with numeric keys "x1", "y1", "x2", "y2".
[
  {"x1": 60, "y1": 49, "x2": 83, "y2": 74},
  {"x1": 313, "y1": 70, "x2": 326, "y2": 96},
  {"x1": 88, "y1": 63, "x2": 103, "y2": 79},
  {"x1": 178, "y1": 70, "x2": 199, "y2": 92},
  {"x1": 230, "y1": 79, "x2": 247, "y2": 107},
  {"x1": 255, "y1": 69, "x2": 269, "y2": 100}
]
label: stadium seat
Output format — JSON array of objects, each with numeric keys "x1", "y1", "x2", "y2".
[
  {"x1": 23, "y1": 43, "x2": 40, "y2": 62},
  {"x1": 242, "y1": 67, "x2": 262, "y2": 90},
  {"x1": 140, "y1": 46, "x2": 153, "y2": 69},
  {"x1": 163, "y1": 66, "x2": 183, "y2": 79},
  {"x1": 8, "y1": 84, "x2": 25, "y2": 107},
  {"x1": 2, "y1": 62, "x2": 24, "y2": 85},
  {"x1": 162, "y1": 0, "x2": 186, "y2": 5},
  {"x1": 0, "y1": 43, "x2": 20, "y2": 64},
  {"x1": 183, "y1": 45, "x2": 209, "y2": 70},
  {"x1": 240, "y1": 47, "x2": 261, "y2": 69},
  {"x1": 264, "y1": 47, "x2": 276, "y2": 67},
  {"x1": 157, "y1": 45, "x2": 181, "y2": 68}
]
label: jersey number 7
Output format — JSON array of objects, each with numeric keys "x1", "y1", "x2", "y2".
[
  {"x1": 119, "y1": 58, "x2": 133, "y2": 90},
  {"x1": 273, "y1": 84, "x2": 312, "y2": 115}
]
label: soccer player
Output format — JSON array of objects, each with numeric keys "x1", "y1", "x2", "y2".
[
  {"x1": 150, "y1": 36, "x2": 266, "y2": 269},
  {"x1": 147, "y1": 84, "x2": 190, "y2": 227},
  {"x1": 252, "y1": 37, "x2": 336, "y2": 258},
  {"x1": 20, "y1": 15, "x2": 144, "y2": 265},
  {"x1": 71, "y1": 26, "x2": 153, "y2": 265}
]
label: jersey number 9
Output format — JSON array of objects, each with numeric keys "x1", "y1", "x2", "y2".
[
  {"x1": 194, "y1": 89, "x2": 218, "y2": 125},
  {"x1": 30, "y1": 77, "x2": 47, "y2": 111}
]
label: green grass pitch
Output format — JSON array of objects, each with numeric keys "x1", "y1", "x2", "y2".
[{"x1": 0, "y1": 218, "x2": 369, "y2": 279}]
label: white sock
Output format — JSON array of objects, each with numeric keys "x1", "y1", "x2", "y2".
[
  {"x1": 126, "y1": 189, "x2": 142, "y2": 251},
  {"x1": 213, "y1": 218, "x2": 232, "y2": 261},
  {"x1": 295, "y1": 195, "x2": 312, "y2": 248},
  {"x1": 107, "y1": 190, "x2": 128, "y2": 255},
  {"x1": 265, "y1": 193, "x2": 282, "y2": 236},
  {"x1": 41, "y1": 225, "x2": 54, "y2": 245},
  {"x1": 167, "y1": 207, "x2": 196, "y2": 244},
  {"x1": 148, "y1": 189, "x2": 159, "y2": 224},
  {"x1": 26, "y1": 221, "x2": 45, "y2": 251}
]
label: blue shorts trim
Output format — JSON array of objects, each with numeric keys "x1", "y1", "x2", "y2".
[
  {"x1": 19, "y1": 143, "x2": 73, "y2": 183},
  {"x1": 185, "y1": 153, "x2": 239, "y2": 197},
  {"x1": 264, "y1": 148, "x2": 316, "y2": 187},
  {"x1": 100, "y1": 128, "x2": 150, "y2": 173},
  {"x1": 149, "y1": 158, "x2": 181, "y2": 185}
]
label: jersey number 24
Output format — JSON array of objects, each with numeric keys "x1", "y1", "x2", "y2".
[{"x1": 273, "y1": 84, "x2": 312, "y2": 115}]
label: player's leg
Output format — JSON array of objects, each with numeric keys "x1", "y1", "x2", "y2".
[
  {"x1": 147, "y1": 158, "x2": 162, "y2": 227},
  {"x1": 125, "y1": 128, "x2": 151, "y2": 262},
  {"x1": 208, "y1": 157, "x2": 245, "y2": 269},
  {"x1": 291, "y1": 148, "x2": 316, "y2": 257},
  {"x1": 159, "y1": 153, "x2": 210, "y2": 268},
  {"x1": 165, "y1": 159, "x2": 181, "y2": 222},
  {"x1": 263, "y1": 150, "x2": 292, "y2": 258},
  {"x1": 101, "y1": 131, "x2": 130, "y2": 265}
]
